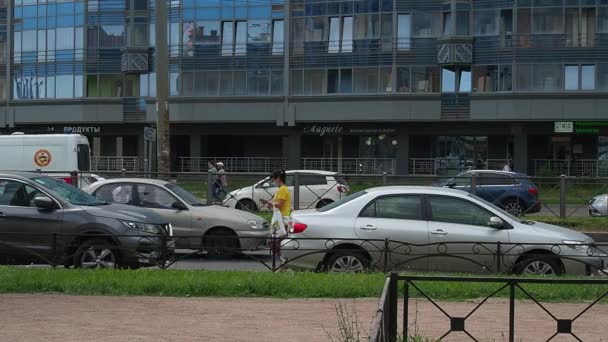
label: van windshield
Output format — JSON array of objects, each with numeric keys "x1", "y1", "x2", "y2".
[
  {"x1": 33, "y1": 176, "x2": 104, "y2": 206},
  {"x1": 77, "y1": 144, "x2": 91, "y2": 171}
]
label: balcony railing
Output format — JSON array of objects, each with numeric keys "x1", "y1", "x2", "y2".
[
  {"x1": 534, "y1": 159, "x2": 608, "y2": 177},
  {"x1": 91, "y1": 156, "x2": 140, "y2": 172}
]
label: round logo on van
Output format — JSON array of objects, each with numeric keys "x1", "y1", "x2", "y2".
[{"x1": 34, "y1": 149, "x2": 52, "y2": 167}]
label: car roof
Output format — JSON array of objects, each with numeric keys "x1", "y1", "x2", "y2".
[
  {"x1": 286, "y1": 170, "x2": 337, "y2": 176},
  {"x1": 92, "y1": 178, "x2": 169, "y2": 186},
  {"x1": 464, "y1": 170, "x2": 528, "y2": 177},
  {"x1": 0, "y1": 171, "x2": 43, "y2": 180},
  {"x1": 364, "y1": 186, "x2": 471, "y2": 196}
]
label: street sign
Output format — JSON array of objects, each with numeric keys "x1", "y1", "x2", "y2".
[
  {"x1": 144, "y1": 127, "x2": 157, "y2": 142},
  {"x1": 554, "y1": 122, "x2": 573, "y2": 133}
]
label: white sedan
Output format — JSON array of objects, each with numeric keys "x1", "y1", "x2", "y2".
[
  {"x1": 223, "y1": 170, "x2": 348, "y2": 212},
  {"x1": 283, "y1": 186, "x2": 607, "y2": 275}
]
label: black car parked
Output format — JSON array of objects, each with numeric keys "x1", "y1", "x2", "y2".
[{"x1": 0, "y1": 172, "x2": 173, "y2": 268}]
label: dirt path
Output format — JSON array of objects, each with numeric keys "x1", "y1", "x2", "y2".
[{"x1": 0, "y1": 294, "x2": 606, "y2": 341}]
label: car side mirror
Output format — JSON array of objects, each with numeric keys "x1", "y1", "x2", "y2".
[
  {"x1": 34, "y1": 196, "x2": 55, "y2": 210},
  {"x1": 488, "y1": 216, "x2": 505, "y2": 228},
  {"x1": 447, "y1": 181, "x2": 456, "y2": 188},
  {"x1": 172, "y1": 202, "x2": 187, "y2": 211},
  {"x1": 261, "y1": 182, "x2": 270, "y2": 188}
]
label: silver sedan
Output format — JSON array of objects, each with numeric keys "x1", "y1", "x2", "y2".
[
  {"x1": 283, "y1": 186, "x2": 607, "y2": 275},
  {"x1": 589, "y1": 194, "x2": 608, "y2": 217},
  {"x1": 84, "y1": 179, "x2": 269, "y2": 255}
]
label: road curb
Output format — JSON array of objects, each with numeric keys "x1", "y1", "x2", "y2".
[{"x1": 584, "y1": 232, "x2": 608, "y2": 242}]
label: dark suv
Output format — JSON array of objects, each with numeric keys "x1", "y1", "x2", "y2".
[
  {"x1": 0, "y1": 172, "x2": 173, "y2": 268},
  {"x1": 437, "y1": 170, "x2": 541, "y2": 215}
]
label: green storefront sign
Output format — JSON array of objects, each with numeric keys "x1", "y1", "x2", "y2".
[{"x1": 574, "y1": 122, "x2": 608, "y2": 134}]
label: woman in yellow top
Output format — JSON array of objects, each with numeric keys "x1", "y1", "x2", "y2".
[{"x1": 262, "y1": 170, "x2": 291, "y2": 262}]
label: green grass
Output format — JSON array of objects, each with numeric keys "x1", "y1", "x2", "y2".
[{"x1": 0, "y1": 268, "x2": 607, "y2": 303}]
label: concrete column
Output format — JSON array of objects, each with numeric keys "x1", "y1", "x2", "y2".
[
  {"x1": 190, "y1": 134, "x2": 201, "y2": 157},
  {"x1": 92, "y1": 137, "x2": 101, "y2": 157},
  {"x1": 286, "y1": 133, "x2": 301, "y2": 170},
  {"x1": 337, "y1": 136, "x2": 343, "y2": 173},
  {"x1": 513, "y1": 133, "x2": 528, "y2": 174},
  {"x1": 116, "y1": 136, "x2": 124, "y2": 157},
  {"x1": 396, "y1": 133, "x2": 410, "y2": 175}
]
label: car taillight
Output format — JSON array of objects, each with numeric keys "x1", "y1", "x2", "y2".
[
  {"x1": 290, "y1": 222, "x2": 308, "y2": 234},
  {"x1": 62, "y1": 177, "x2": 73, "y2": 184},
  {"x1": 337, "y1": 185, "x2": 348, "y2": 193},
  {"x1": 528, "y1": 187, "x2": 539, "y2": 198}
]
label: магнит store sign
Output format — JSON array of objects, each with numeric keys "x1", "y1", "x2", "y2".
[{"x1": 303, "y1": 125, "x2": 396, "y2": 136}]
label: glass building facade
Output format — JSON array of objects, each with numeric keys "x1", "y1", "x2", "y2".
[{"x1": 2, "y1": 0, "x2": 608, "y2": 175}]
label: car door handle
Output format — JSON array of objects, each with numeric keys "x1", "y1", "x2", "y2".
[
  {"x1": 359, "y1": 225, "x2": 377, "y2": 231},
  {"x1": 431, "y1": 229, "x2": 448, "y2": 235}
]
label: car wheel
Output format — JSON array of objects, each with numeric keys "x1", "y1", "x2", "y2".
[
  {"x1": 203, "y1": 229, "x2": 239, "y2": 258},
  {"x1": 73, "y1": 239, "x2": 121, "y2": 269},
  {"x1": 316, "y1": 199, "x2": 333, "y2": 209},
  {"x1": 515, "y1": 256, "x2": 562, "y2": 276},
  {"x1": 326, "y1": 251, "x2": 370, "y2": 273},
  {"x1": 501, "y1": 199, "x2": 523, "y2": 216},
  {"x1": 236, "y1": 199, "x2": 257, "y2": 212}
]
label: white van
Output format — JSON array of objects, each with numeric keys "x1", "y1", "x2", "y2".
[{"x1": 0, "y1": 133, "x2": 91, "y2": 187}]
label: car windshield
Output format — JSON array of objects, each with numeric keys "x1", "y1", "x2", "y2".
[
  {"x1": 466, "y1": 192, "x2": 522, "y2": 223},
  {"x1": 166, "y1": 183, "x2": 205, "y2": 206},
  {"x1": 33, "y1": 177, "x2": 105, "y2": 206},
  {"x1": 318, "y1": 191, "x2": 367, "y2": 212}
]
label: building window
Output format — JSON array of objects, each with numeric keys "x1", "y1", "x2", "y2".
[
  {"x1": 327, "y1": 69, "x2": 353, "y2": 94},
  {"x1": 381, "y1": 14, "x2": 392, "y2": 51},
  {"x1": 354, "y1": 14, "x2": 380, "y2": 40},
  {"x1": 474, "y1": 10, "x2": 498, "y2": 36},
  {"x1": 566, "y1": 8, "x2": 595, "y2": 47},
  {"x1": 291, "y1": 69, "x2": 304, "y2": 95},
  {"x1": 442, "y1": 67, "x2": 471, "y2": 93},
  {"x1": 194, "y1": 71, "x2": 220, "y2": 96},
  {"x1": 456, "y1": 11, "x2": 470, "y2": 36},
  {"x1": 598, "y1": 64, "x2": 608, "y2": 90},
  {"x1": 270, "y1": 70, "x2": 283, "y2": 95},
  {"x1": 235, "y1": 21, "x2": 247, "y2": 55},
  {"x1": 304, "y1": 69, "x2": 326, "y2": 95},
  {"x1": 307, "y1": 17, "x2": 327, "y2": 42},
  {"x1": 599, "y1": 7, "x2": 608, "y2": 33},
  {"x1": 247, "y1": 70, "x2": 270, "y2": 95},
  {"x1": 500, "y1": 9, "x2": 513, "y2": 47},
  {"x1": 328, "y1": 16, "x2": 353, "y2": 53},
  {"x1": 473, "y1": 65, "x2": 512, "y2": 92},
  {"x1": 354, "y1": 68, "x2": 379, "y2": 93},
  {"x1": 516, "y1": 64, "x2": 532, "y2": 91},
  {"x1": 412, "y1": 66, "x2": 440, "y2": 93},
  {"x1": 443, "y1": 11, "x2": 453, "y2": 36},
  {"x1": 397, "y1": 14, "x2": 411, "y2": 50},
  {"x1": 397, "y1": 67, "x2": 410, "y2": 92},
  {"x1": 533, "y1": 8, "x2": 563, "y2": 34},
  {"x1": 341, "y1": 16, "x2": 353, "y2": 53},
  {"x1": 380, "y1": 67, "x2": 392, "y2": 93},
  {"x1": 532, "y1": 64, "x2": 562, "y2": 92},
  {"x1": 272, "y1": 20, "x2": 284, "y2": 55},
  {"x1": 221, "y1": 21, "x2": 234, "y2": 56},
  {"x1": 565, "y1": 65, "x2": 596, "y2": 91},
  {"x1": 195, "y1": 21, "x2": 221, "y2": 45},
  {"x1": 412, "y1": 12, "x2": 441, "y2": 37}
]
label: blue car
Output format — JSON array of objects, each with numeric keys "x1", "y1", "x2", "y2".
[{"x1": 437, "y1": 170, "x2": 542, "y2": 215}]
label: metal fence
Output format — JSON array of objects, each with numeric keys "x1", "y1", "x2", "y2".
[
  {"x1": 91, "y1": 156, "x2": 140, "y2": 172},
  {"x1": 371, "y1": 273, "x2": 608, "y2": 342},
  {"x1": 301, "y1": 158, "x2": 397, "y2": 175},
  {"x1": 534, "y1": 159, "x2": 608, "y2": 177},
  {"x1": 179, "y1": 157, "x2": 287, "y2": 173}
]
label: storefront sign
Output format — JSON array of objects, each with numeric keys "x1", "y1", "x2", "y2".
[
  {"x1": 554, "y1": 122, "x2": 573, "y2": 133},
  {"x1": 574, "y1": 121, "x2": 608, "y2": 134},
  {"x1": 47, "y1": 126, "x2": 101, "y2": 134},
  {"x1": 303, "y1": 125, "x2": 397, "y2": 136},
  {"x1": 303, "y1": 125, "x2": 344, "y2": 136}
]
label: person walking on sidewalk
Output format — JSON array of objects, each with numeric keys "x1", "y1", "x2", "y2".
[{"x1": 262, "y1": 169, "x2": 291, "y2": 263}]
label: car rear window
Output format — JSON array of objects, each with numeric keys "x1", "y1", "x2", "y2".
[{"x1": 317, "y1": 191, "x2": 367, "y2": 212}]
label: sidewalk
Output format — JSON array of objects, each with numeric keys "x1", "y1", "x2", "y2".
[{"x1": 0, "y1": 294, "x2": 606, "y2": 341}]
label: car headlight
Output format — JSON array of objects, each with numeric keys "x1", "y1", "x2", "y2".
[
  {"x1": 563, "y1": 240, "x2": 590, "y2": 252},
  {"x1": 247, "y1": 219, "x2": 268, "y2": 230},
  {"x1": 121, "y1": 220, "x2": 162, "y2": 234},
  {"x1": 594, "y1": 195, "x2": 608, "y2": 205}
]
